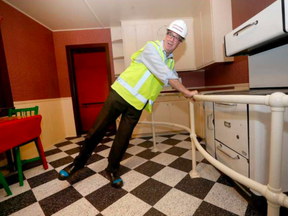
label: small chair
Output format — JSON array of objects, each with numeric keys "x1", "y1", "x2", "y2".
[{"x1": 8, "y1": 106, "x2": 48, "y2": 186}]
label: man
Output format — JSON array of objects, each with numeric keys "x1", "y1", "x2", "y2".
[{"x1": 58, "y1": 20, "x2": 198, "y2": 188}]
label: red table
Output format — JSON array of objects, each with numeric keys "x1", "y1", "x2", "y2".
[{"x1": 0, "y1": 115, "x2": 48, "y2": 168}]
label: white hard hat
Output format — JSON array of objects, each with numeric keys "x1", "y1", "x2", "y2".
[{"x1": 167, "y1": 20, "x2": 188, "y2": 39}]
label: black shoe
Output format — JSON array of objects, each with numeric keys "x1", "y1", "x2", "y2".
[
  {"x1": 58, "y1": 163, "x2": 83, "y2": 180},
  {"x1": 104, "y1": 170, "x2": 123, "y2": 188}
]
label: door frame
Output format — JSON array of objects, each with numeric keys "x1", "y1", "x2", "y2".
[{"x1": 66, "y1": 43, "x2": 112, "y2": 136}]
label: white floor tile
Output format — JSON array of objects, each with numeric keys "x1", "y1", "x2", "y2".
[
  {"x1": 152, "y1": 167, "x2": 187, "y2": 187},
  {"x1": 59, "y1": 144, "x2": 79, "y2": 151},
  {"x1": 149, "y1": 143, "x2": 172, "y2": 152},
  {"x1": 121, "y1": 156, "x2": 147, "y2": 169},
  {"x1": 129, "y1": 138, "x2": 147, "y2": 145},
  {"x1": 101, "y1": 193, "x2": 151, "y2": 216},
  {"x1": 175, "y1": 141, "x2": 192, "y2": 149},
  {"x1": 204, "y1": 182, "x2": 248, "y2": 216},
  {"x1": 148, "y1": 136, "x2": 168, "y2": 143},
  {"x1": 32, "y1": 179, "x2": 70, "y2": 201},
  {"x1": 87, "y1": 158, "x2": 108, "y2": 173},
  {"x1": 181, "y1": 150, "x2": 204, "y2": 162},
  {"x1": 73, "y1": 174, "x2": 109, "y2": 197},
  {"x1": 154, "y1": 188, "x2": 202, "y2": 216},
  {"x1": 10, "y1": 202, "x2": 45, "y2": 216},
  {"x1": 96, "y1": 148, "x2": 110, "y2": 158},
  {"x1": 150, "y1": 153, "x2": 178, "y2": 166},
  {"x1": 69, "y1": 137, "x2": 85, "y2": 143},
  {"x1": 171, "y1": 134, "x2": 189, "y2": 140},
  {"x1": 126, "y1": 146, "x2": 146, "y2": 155},
  {"x1": 23, "y1": 164, "x2": 54, "y2": 179},
  {"x1": 122, "y1": 170, "x2": 149, "y2": 192},
  {"x1": 104, "y1": 140, "x2": 113, "y2": 147},
  {"x1": 52, "y1": 198, "x2": 99, "y2": 216},
  {"x1": 46, "y1": 152, "x2": 69, "y2": 163},
  {"x1": 197, "y1": 163, "x2": 221, "y2": 182}
]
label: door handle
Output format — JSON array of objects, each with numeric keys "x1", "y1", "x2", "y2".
[
  {"x1": 233, "y1": 20, "x2": 258, "y2": 36},
  {"x1": 217, "y1": 145, "x2": 240, "y2": 160},
  {"x1": 207, "y1": 113, "x2": 213, "y2": 130},
  {"x1": 224, "y1": 121, "x2": 231, "y2": 128},
  {"x1": 215, "y1": 102, "x2": 237, "y2": 107}
]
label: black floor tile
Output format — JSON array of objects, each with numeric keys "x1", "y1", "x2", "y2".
[
  {"x1": 175, "y1": 175, "x2": 215, "y2": 199},
  {"x1": 27, "y1": 170, "x2": 58, "y2": 188},
  {"x1": 44, "y1": 148, "x2": 62, "y2": 157},
  {"x1": 101, "y1": 137, "x2": 113, "y2": 144},
  {"x1": 85, "y1": 184, "x2": 127, "y2": 212},
  {"x1": 67, "y1": 167, "x2": 96, "y2": 185},
  {"x1": 144, "y1": 207, "x2": 167, "y2": 216},
  {"x1": 161, "y1": 138, "x2": 181, "y2": 145},
  {"x1": 136, "y1": 149, "x2": 161, "y2": 160},
  {"x1": 134, "y1": 161, "x2": 165, "y2": 177},
  {"x1": 0, "y1": 172, "x2": 24, "y2": 188},
  {"x1": 22, "y1": 160, "x2": 43, "y2": 171},
  {"x1": 168, "y1": 157, "x2": 193, "y2": 173},
  {"x1": 217, "y1": 175, "x2": 234, "y2": 187},
  {"x1": 93, "y1": 144, "x2": 110, "y2": 153},
  {"x1": 55, "y1": 140, "x2": 73, "y2": 147},
  {"x1": 164, "y1": 146, "x2": 188, "y2": 156},
  {"x1": 0, "y1": 190, "x2": 37, "y2": 215},
  {"x1": 86, "y1": 154, "x2": 105, "y2": 165},
  {"x1": 65, "y1": 147, "x2": 80, "y2": 155},
  {"x1": 194, "y1": 201, "x2": 238, "y2": 216},
  {"x1": 138, "y1": 141, "x2": 154, "y2": 148},
  {"x1": 130, "y1": 178, "x2": 172, "y2": 206},
  {"x1": 49, "y1": 156, "x2": 74, "y2": 169},
  {"x1": 39, "y1": 186, "x2": 82, "y2": 216}
]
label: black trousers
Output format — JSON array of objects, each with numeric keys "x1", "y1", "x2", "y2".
[{"x1": 74, "y1": 89, "x2": 143, "y2": 173}]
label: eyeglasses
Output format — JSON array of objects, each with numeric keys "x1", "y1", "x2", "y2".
[{"x1": 166, "y1": 32, "x2": 183, "y2": 42}]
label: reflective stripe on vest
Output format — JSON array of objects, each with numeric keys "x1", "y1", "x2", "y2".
[{"x1": 116, "y1": 76, "x2": 148, "y2": 104}]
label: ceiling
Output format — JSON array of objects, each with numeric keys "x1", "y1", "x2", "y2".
[{"x1": 3, "y1": 0, "x2": 195, "y2": 31}]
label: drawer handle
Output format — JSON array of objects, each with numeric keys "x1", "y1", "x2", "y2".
[
  {"x1": 233, "y1": 20, "x2": 258, "y2": 36},
  {"x1": 217, "y1": 145, "x2": 240, "y2": 160},
  {"x1": 224, "y1": 121, "x2": 231, "y2": 128},
  {"x1": 207, "y1": 113, "x2": 213, "y2": 130},
  {"x1": 215, "y1": 102, "x2": 237, "y2": 107}
]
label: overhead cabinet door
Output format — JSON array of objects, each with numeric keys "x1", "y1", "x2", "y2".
[{"x1": 225, "y1": 0, "x2": 288, "y2": 56}]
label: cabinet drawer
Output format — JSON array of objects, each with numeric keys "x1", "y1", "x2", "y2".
[
  {"x1": 216, "y1": 141, "x2": 249, "y2": 177},
  {"x1": 225, "y1": 0, "x2": 288, "y2": 56},
  {"x1": 214, "y1": 102, "x2": 248, "y2": 158}
]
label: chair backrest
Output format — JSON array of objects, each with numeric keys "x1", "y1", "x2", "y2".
[{"x1": 8, "y1": 106, "x2": 39, "y2": 117}]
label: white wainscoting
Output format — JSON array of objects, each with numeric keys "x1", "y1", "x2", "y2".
[{"x1": 13, "y1": 97, "x2": 76, "y2": 159}]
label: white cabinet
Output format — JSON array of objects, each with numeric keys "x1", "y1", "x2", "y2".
[
  {"x1": 225, "y1": 0, "x2": 288, "y2": 56},
  {"x1": 121, "y1": 18, "x2": 196, "y2": 71},
  {"x1": 192, "y1": 0, "x2": 234, "y2": 69},
  {"x1": 111, "y1": 27, "x2": 125, "y2": 75},
  {"x1": 132, "y1": 95, "x2": 190, "y2": 136}
]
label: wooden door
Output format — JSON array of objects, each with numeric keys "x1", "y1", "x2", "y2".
[
  {"x1": 67, "y1": 44, "x2": 113, "y2": 136},
  {"x1": 73, "y1": 50, "x2": 110, "y2": 132}
]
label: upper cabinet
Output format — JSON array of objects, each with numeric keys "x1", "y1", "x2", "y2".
[
  {"x1": 192, "y1": 0, "x2": 234, "y2": 69},
  {"x1": 111, "y1": 27, "x2": 125, "y2": 75},
  {"x1": 121, "y1": 18, "x2": 196, "y2": 71}
]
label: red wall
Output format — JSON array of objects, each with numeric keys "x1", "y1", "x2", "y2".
[
  {"x1": 205, "y1": 0, "x2": 276, "y2": 86},
  {"x1": 53, "y1": 30, "x2": 114, "y2": 97},
  {"x1": 0, "y1": 1, "x2": 60, "y2": 101}
]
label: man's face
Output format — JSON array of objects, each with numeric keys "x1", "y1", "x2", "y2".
[{"x1": 163, "y1": 31, "x2": 182, "y2": 56}]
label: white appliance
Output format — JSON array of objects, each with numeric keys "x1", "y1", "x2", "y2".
[{"x1": 204, "y1": 0, "x2": 288, "y2": 195}]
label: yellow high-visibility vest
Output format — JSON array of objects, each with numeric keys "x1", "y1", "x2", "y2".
[{"x1": 111, "y1": 40, "x2": 174, "y2": 113}]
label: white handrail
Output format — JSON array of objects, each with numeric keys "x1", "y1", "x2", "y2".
[{"x1": 137, "y1": 92, "x2": 288, "y2": 216}]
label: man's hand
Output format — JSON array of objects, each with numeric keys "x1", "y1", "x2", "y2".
[{"x1": 183, "y1": 90, "x2": 198, "y2": 99}]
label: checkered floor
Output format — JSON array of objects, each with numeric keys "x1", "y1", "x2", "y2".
[{"x1": 0, "y1": 132, "x2": 263, "y2": 216}]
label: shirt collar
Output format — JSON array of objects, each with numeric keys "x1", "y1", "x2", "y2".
[{"x1": 160, "y1": 40, "x2": 174, "y2": 59}]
